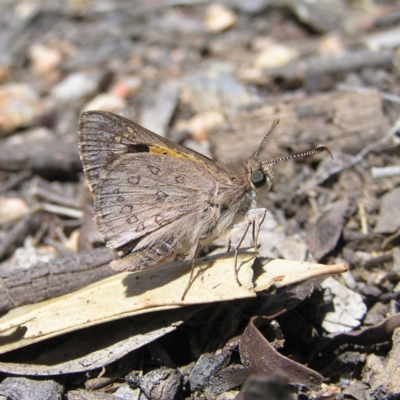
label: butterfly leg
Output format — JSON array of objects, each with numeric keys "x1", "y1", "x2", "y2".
[
  {"x1": 181, "y1": 235, "x2": 206, "y2": 301},
  {"x1": 241, "y1": 208, "x2": 267, "y2": 253},
  {"x1": 233, "y1": 220, "x2": 252, "y2": 286},
  {"x1": 253, "y1": 208, "x2": 267, "y2": 253}
]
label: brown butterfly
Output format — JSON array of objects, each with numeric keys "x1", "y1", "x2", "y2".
[{"x1": 78, "y1": 111, "x2": 331, "y2": 298}]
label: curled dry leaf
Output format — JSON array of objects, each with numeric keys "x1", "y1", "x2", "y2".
[{"x1": 239, "y1": 318, "x2": 323, "y2": 390}]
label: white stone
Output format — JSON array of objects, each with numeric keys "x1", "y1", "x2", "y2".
[{"x1": 320, "y1": 277, "x2": 367, "y2": 333}]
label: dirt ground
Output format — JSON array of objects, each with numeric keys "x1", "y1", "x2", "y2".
[{"x1": 0, "y1": 1, "x2": 400, "y2": 399}]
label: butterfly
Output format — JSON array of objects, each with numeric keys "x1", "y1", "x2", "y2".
[{"x1": 78, "y1": 111, "x2": 331, "y2": 298}]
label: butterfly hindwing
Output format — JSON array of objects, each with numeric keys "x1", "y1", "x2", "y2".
[{"x1": 96, "y1": 153, "x2": 215, "y2": 250}]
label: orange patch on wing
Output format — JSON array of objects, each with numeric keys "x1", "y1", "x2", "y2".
[{"x1": 149, "y1": 146, "x2": 199, "y2": 163}]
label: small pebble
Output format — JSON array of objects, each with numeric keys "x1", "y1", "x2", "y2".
[
  {"x1": 0, "y1": 83, "x2": 44, "y2": 134},
  {"x1": 0, "y1": 198, "x2": 30, "y2": 225},
  {"x1": 321, "y1": 277, "x2": 367, "y2": 333},
  {"x1": 111, "y1": 76, "x2": 142, "y2": 98},
  {"x1": 204, "y1": 4, "x2": 238, "y2": 33},
  {"x1": 176, "y1": 110, "x2": 225, "y2": 142},
  {"x1": 82, "y1": 93, "x2": 127, "y2": 113},
  {"x1": 29, "y1": 43, "x2": 62, "y2": 75},
  {"x1": 51, "y1": 72, "x2": 100, "y2": 103},
  {"x1": 254, "y1": 44, "x2": 298, "y2": 69}
]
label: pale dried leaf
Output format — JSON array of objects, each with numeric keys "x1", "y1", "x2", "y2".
[
  {"x1": 0, "y1": 307, "x2": 199, "y2": 375},
  {"x1": 0, "y1": 251, "x2": 348, "y2": 356}
]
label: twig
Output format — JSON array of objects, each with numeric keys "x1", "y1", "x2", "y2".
[
  {"x1": 0, "y1": 213, "x2": 41, "y2": 260},
  {"x1": 358, "y1": 201, "x2": 368, "y2": 235},
  {"x1": 371, "y1": 166, "x2": 400, "y2": 178},
  {"x1": 39, "y1": 203, "x2": 83, "y2": 219},
  {"x1": 0, "y1": 170, "x2": 32, "y2": 194}
]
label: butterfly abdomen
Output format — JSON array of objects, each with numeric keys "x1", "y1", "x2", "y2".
[{"x1": 111, "y1": 240, "x2": 176, "y2": 272}]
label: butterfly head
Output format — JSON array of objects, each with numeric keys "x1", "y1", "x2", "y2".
[{"x1": 248, "y1": 158, "x2": 276, "y2": 193}]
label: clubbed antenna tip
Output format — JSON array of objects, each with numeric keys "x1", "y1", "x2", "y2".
[
  {"x1": 261, "y1": 145, "x2": 333, "y2": 166},
  {"x1": 316, "y1": 146, "x2": 334, "y2": 160}
]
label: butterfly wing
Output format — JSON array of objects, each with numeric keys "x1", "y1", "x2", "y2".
[
  {"x1": 79, "y1": 111, "x2": 229, "y2": 195},
  {"x1": 78, "y1": 111, "x2": 227, "y2": 269}
]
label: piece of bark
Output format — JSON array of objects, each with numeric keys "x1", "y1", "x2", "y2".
[
  {"x1": 342, "y1": 229, "x2": 385, "y2": 252},
  {"x1": 269, "y1": 50, "x2": 393, "y2": 84},
  {"x1": 189, "y1": 351, "x2": 231, "y2": 391},
  {"x1": 0, "y1": 247, "x2": 115, "y2": 313},
  {"x1": 128, "y1": 368, "x2": 182, "y2": 400},
  {"x1": 66, "y1": 391, "x2": 120, "y2": 400},
  {"x1": 368, "y1": 328, "x2": 400, "y2": 399},
  {"x1": 208, "y1": 364, "x2": 249, "y2": 395},
  {"x1": 307, "y1": 198, "x2": 348, "y2": 261},
  {"x1": 0, "y1": 134, "x2": 81, "y2": 179},
  {"x1": 374, "y1": 187, "x2": 400, "y2": 234},
  {"x1": 364, "y1": 302, "x2": 390, "y2": 326},
  {"x1": 186, "y1": 340, "x2": 249, "y2": 395},
  {"x1": 210, "y1": 89, "x2": 388, "y2": 163},
  {"x1": 0, "y1": 377, "x2": 64, "y2": 400},
  {"x1": 237, "y1": 374, "x2": 294, "y2": 400},
  {"x1": 343, "y1": 381, "x2": 369, "y2": 400}
]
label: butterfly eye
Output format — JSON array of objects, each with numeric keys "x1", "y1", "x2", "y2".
[{"x1": 250, "y1": 170, "x2": 266, "y2": 188}]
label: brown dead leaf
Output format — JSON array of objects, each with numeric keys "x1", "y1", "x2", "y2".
[{"x1": 239, "y1": 318, "x2": 323, "y2": 390}]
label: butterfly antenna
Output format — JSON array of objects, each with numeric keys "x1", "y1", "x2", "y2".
[
  {"x1": 262, "y1": 145, "x2": 333, "y2": 165},
  {"x1": 254, "y1": 119, "x2": 280, "y2": 158}
]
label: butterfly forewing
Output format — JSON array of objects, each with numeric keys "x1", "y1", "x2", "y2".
[
  {"x1": 79, "y1": 111, "x2": 230, "y2": 192},
  {"x1": 79, "y1": 111, "x2": 172, "y2": 194}
]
